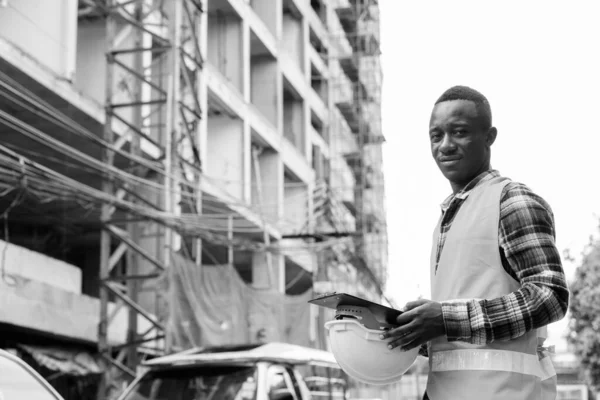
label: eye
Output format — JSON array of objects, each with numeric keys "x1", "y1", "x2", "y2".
[
  {"x1": 453, "y1": 129, "x2": 467, "y2": 136},
  {"x1": 430, "y1": 132, "x2": 442, "y2": 142}
]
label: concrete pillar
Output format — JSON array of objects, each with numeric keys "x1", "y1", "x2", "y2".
[
  {"x1": 276, "y1": 67, "x2": 284, "y2": 134},
  {"x1": 138, "y1": 221, "x2": 166, "y2": 316},
  {"x1": 243, "y1": 122, "x2": 252, "y2": 203},
  {"x1": 274, "y1": 0, "x2": 283, "y2": 40},
  {"x1": 251, "y1": 149, "x2": 283, "y2": 221},
  {"x1": 303, "y1": 16, "x2": 312, "y2": 159},
  {"x1": 242, "y1": 21, "x2": 251, "y2": 102},
  {"x1": 303, "y1": 104, "x2": 312, "y2": 159},
  {"x1": 128, "y1": 175, "x2": 165, "y2": 316},
  {"x1": 252, "y1": 251, "x2": 285, "y2": 292},
  {"x1": 284, "y1": 182, "x2": 308, "y2": 233},
  {"x1": 198, "y1": 0, "x2": 209, "y2": 167},
  {"x1": 242, "y1": 21, "x2": 252, "y2": 204},
  {"x1": 252, "y1": 251, "x2": 269, "y2": 288},
  {"x1": 306, "y1": 180, "x2": 315, "y2": 233}
]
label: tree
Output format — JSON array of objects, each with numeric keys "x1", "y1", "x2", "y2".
[{"x1": 569, "y1": 232, "x2": 600, "y2": 391}]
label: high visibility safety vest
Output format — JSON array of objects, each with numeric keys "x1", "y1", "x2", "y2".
[{"x1": 427, "y1": 176, "x2": 557, "y2": 400}]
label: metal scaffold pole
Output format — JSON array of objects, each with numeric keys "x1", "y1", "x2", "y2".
[{"x1": 354, "y1": 0, "x2": 368, "y2": 271}]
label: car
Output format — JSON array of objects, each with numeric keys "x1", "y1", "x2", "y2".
[
  {"x1": 0, "y1": 348, "x2": 64, "y2": 400},
  {"x1": 116, "y1": 342, "x2": 349, "y2": 400}
]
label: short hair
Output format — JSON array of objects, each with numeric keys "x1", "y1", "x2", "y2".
[{"x1": 435, "y1": 85, "x2": 492, "y2": 129}]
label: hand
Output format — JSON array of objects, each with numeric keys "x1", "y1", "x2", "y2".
[{"x1": 380, "y1": 299, "x2": 446, "y2": 351}]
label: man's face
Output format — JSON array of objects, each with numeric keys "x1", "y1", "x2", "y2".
[{"x1": 429, "y1": 100, "x2": 495, "y2": 189}]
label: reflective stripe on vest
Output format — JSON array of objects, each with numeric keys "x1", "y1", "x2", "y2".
[{"x1": 431, "y1": 349, "x2": 556, "y2": 381}]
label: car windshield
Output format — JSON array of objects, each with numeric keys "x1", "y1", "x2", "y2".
[{"x1": 121, "y1": 364, "x2": 258, "y2": 400}]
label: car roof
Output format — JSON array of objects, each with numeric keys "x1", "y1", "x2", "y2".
[{"x1": 143, "y1": 342, "x2": 338, "y2": 368}]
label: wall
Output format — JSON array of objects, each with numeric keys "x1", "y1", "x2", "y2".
[
  {"x1": 0, "y1": 276, "x2": 156, "y2": 345},
  {"x1": 0, "y1": 0, "x2": 78, "y2": 80},
  {"x1": 207, "y1": 116, "x2": 245, "y2": 200},
  {"x1": 207, "y1": 12, "x2": 243, "y2": 92},
  {"x1": 250, "y1": 56, "x2": 280, "y2": 128},
  {"x1": 282, "y1": 13, "x2": 304, "y2": 71},
  {"x1": 0, "y1": 240, "x2": 81, "y2": 294},
  {"x1": 251, "y1": 0, "x2": 281, "y2": 37},
  {"x1": 283, "y1": 181, "x2": 308, "y2": 234},
  {"x1": 283, "y1": 95, "x2": 305, "y2": 150},
  {"x1": 74, "y1": 19, "x2": 106, "y2": 104},
  {"x1": 0, "y1": 240, "x2": 156, "y2": 345}
]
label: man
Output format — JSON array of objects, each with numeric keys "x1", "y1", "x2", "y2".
[{"x1": 380, "y1": 86, "x2": 569, "y2": 399}]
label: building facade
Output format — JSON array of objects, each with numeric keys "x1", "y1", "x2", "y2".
[{"x1": 0, "y1": 0, "x2": 386, "y2": 398}]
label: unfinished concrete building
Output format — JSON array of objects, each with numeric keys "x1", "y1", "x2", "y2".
[{"x1": 0, "y1": 0, "x2": 386, "y2": 398}]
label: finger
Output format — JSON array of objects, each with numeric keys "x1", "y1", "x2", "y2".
[
  {"x1": 388, "y1": 329, "x2": 419, "y2": 350},
  {"x1": 388, "y1": 326, "x2": 425, "y2": 351},
  {"x1": 383, "y1": 320, "x2": 418, "y2": 343},
  {"x1": 395, "y1": 306, "x2": 423, "y2": 326},
  {"x1": 380, "y1": 323, "x2": 412, "y2": 340},
  {"x1": 401, "y1": 299, "x2": 429, "y2": 312},
  {"x1": 397, "y1": 335, "x2": 422, "y2": 352}
]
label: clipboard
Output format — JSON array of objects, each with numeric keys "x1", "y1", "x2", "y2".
[{"x1": 308, "y1": 292, "x2": 402, "y2": 328}]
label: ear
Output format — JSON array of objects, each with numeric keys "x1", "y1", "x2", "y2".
[{"x1": 485, "y1": 127, "x2": 497, "y2": 147}]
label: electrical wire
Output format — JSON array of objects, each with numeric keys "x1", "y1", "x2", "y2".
[
  {"x1": 0, "y1": 144, "x2": 360, "y2": 253},
  {"x1": 0, "y1": 70, "x2": 349, "y2": 236}
]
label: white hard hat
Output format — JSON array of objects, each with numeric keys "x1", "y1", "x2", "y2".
[{"x1": 325, "y1": 319, "x2": 418, "y2": 385}]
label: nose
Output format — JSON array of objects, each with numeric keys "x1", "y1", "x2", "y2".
[{"x1": 439, "y1": 133, "x2": 457, "y2": 154}]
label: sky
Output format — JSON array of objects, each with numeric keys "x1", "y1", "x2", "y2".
[{"x1": 379, "y1": 0, "x2": 600, "y2": 347}]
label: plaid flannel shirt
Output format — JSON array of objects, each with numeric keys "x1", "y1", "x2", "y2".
[{"x1": 420, "y1": 170, "x2": 569, "y2": 357}]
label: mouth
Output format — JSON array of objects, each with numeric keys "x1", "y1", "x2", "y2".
[{"x1": 439, "y1": 157, "x2": 462, "y2": 165}]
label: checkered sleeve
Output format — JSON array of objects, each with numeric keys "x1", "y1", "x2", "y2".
[{"x1": 441, "y1": 183, "x2": 569, "y2": 344}]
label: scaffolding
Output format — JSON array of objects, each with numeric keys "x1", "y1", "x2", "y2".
[
  {"x1": 327, "y1": 0, "x2": 388, "y2": 295},
  {"x1": 0, "y1": 0, "x2": 388, "y2": 397},
  {"x1": 95, "y1": 0, "x2": 206, "y2": 397}
]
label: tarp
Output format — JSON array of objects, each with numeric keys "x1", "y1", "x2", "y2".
[{"x1": 167, "y1": 252, "x2": 312, "y2": 350}]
